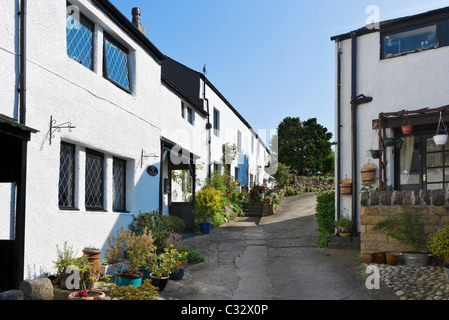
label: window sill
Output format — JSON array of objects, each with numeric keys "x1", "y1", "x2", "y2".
[{"x1": 59, "y1": 207, "x2": 80, "y2": 211}]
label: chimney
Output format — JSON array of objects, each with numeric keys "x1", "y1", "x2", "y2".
[{"x1": 132, "y1": 7, "x2": 147, "y2": 36}]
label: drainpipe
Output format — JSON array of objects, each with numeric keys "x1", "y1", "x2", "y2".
[
  {"x1": 19, "y1": 0, "x2": 27, "y2": 125},
  {"x1": 336, "y1": 38, "x2": 342, "y2": 221},
  {"x1": 351, "y1": 32, "x2": 358, "y2": 234},
  {"x1": 202, "y1": 76, "x2": 212, "y2": 179}
]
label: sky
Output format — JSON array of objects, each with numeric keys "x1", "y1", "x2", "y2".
[{"x1": 110, "y1": 0, "x2": 449, "y2": 146}]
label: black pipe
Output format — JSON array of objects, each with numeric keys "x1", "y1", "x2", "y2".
[
  {"x1": 203, "y1": 76, "x2": 212, "y2": 179},
  {"x1": 336, "y1": 38, "x2": 342, "y2": 221},
  {"x1": 351, "y1": 32, "x2": 358, "y2": 234},
  {"x1": 19, "y1": 0, "x2": 27, "y2": 125}
]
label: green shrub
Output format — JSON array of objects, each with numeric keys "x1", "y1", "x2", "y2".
[
  {"x1": 315, "y1": 191, "x2": 335, "y2": 248},
  {"x1": 109, "y1": 279, "x2": 159, "y2": 300},
  {"x1": 128, "y1": 210, "x2": 185, "y2": 250},
  {"x1": 373, "y1": 211, "x2": 426, "y2": 251},
  {"x1": 427, "y1": 225, "x2": 449, "y2": 259},
  {"x1": 179, "y1": 248, "x2": 204, "y2": 264}
]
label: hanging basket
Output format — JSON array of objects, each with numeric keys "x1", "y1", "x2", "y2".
[
  {"x1": 401, "y1": 113, "x2": 413, "y2": 135},
  {"x1": 434, "y1": 112, "x2": 449, "y2": 146},
  {"x1": 370, "y1": 149, "x2": 382, "y2": 159},
  {"x1": 361, "y1": 163, "x2": 377, "y2": 184},
  {"x1": 384, "y1": 138, "x2": 395, "y2": 147},
  {"x1": 401, "y1": 125, "x2": 413, "y2": 135},
  {"x1": 340, "y1": 179, "x2": 352, "y2": 195}
]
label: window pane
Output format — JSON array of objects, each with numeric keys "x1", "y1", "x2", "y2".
[
  {"x1": 104, "y1": 37, "x2": 130, "y2": 90},
  {"x1": 427, "y1": 153, "x2": 443, "y2": 167},
  {"x1": 66, "y1": 10, "x2": 93, "y2": 70},
  {"x1": 59, "y1": 143, "x2": 75, "y2": 208},
  {"x1": 427, "y1": 137, "x2": 443, "y2": 152},
  {"x1": 187, "y1": 108, "x2": 194, "y2": 125},
  {"x1": 427, "y1": 168, "x2": 443, "y2": 183},
  {"x1": 428, "y1": 183, "x2": 444, "y2": 190},
  {"x1": 113, "y1": 158, "x2": 126, "y2": 211},
  {"x1": 400, "y1": 136, "x2": 421, "y2": 185},
  {"x1": 384, "y1": 24, "x2": 437, "y2": 57},
  {"x1": 85, "y1": 151, "x2": 104, "y2": 209}
]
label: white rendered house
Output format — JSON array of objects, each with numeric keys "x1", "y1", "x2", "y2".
[
  {"x1": 0, "y1": 0, "x2": 271, "y2": 289},
  {"x1": 332, "y1": 7, "x2": 449, "y2": 233}
]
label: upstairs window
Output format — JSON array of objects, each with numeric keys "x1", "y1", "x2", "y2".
[
  {"x1": 213, "y1": 108, "x2": 220, "y2": 136},
  {"x1": 181, "y1": 102, "x2": 194, "y2": 125},
  {"x1": 104, "y1": 34, "x2": 131, "y2": 91},
  {"x1": 237, "y1": 131, "x2": 242, "y2": 153},
  {"x1": 66, "y1": 5, "x2": 94, "y2": 70},
  {"x1": 382, "y1": 20, "x2": 449, "y2": 58}
]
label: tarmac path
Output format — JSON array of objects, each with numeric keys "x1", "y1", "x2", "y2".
[{"x1": 161, "y1": 193, "x2": 397, "y2": 301}]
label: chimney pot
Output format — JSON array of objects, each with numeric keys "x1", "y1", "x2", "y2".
[{"x1": 132, "y1": 7, "x2": 141, "y2": 24}]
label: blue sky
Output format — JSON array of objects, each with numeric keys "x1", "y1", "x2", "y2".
[{"x1": 111, "y1": 0, "x2": 449, "y2": 146}]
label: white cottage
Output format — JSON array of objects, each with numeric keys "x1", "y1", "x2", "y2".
[
  {"x1": 0, "y1": 0, "x2": 270, "y2": 290},
  {"x1": 332, "y1": 7, "x2": 449, "y2": 233}
]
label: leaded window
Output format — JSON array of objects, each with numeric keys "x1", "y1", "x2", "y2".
[
  {"x1": 85, "y1": 150, "x2": 104, "y2": 210},
  {"x1": 113, "y1": 157, "x2": 126, "y2": 212},
  {"x1": 104, "y1": 35, "x2": 130, "y2": 91},
  {"x1": 66, "y1": 5, "x2": 94, "y2": 70},
  {"x1": 59, "y1": 143, "x2": 75, "y2": 208}
]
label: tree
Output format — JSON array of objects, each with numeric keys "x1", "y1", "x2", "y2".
[
  {"x1": 271, "y1": 163, "x2": 293, "y2": 189},
  {"x1": 276, "y1": 117, "x2": 333, "y2": 176}
]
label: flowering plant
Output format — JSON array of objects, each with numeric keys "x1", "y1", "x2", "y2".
[
  {"x1": 149, "y1": 245, "x2": 180, "y2": 278},
  {"x1": 75, "y1": 290, "x2": 88, "y2": 297}
]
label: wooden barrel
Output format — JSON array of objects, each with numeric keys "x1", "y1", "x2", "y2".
[
  {"x1": 361, "y1": 163, "x2": 377, "y2": 184},
  {"x1": 340, "y1": 178, "x2": 352, "y2": 195}
]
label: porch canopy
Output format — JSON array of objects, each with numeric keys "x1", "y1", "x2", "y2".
[{"x1": 372, "y1": 105, "x2": 449, "y2": 190}]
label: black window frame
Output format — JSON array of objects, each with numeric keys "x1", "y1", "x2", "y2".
[
  {"x1": 103, "y1": 32, "x2": 132, "y2": 93},
  {"x1": 112, "y1": 157, "x2": 127, "y2": 212},
  {"x1": 381, "y1": 19, "x2": 449, "y2": 59},
  {"x1": 213, "y1": 108, "x2": 220, "y2": 137},
  {"x1": 85, "y1": 149, "x2": 105, "y2": 211},
  {"x1": 58, "y1": 142, "x2": 76, "y2": 210},
  {"x1": 394, "y1": 126, "x2": 449, "y2": 191}
]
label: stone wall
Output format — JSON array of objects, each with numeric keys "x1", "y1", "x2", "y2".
[
  {"x1": 360, "y1": 190, "x2": 449, "y2": 253},
  {"x1": 291, "y1": 176, "x2": 334, "y2": 191}
]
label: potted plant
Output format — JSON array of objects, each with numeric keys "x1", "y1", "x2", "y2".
[
  {"x1": 82, "y1": 246, "x2": 101, "y2": 279},
  {"x1": 426, "y1": 225, "x2": 449, "y2": 263},
  {"x1": 68, "y1": 290, "x2": 105, "y2": 301},
  {"x1": 386, "y1": 252, "x2": 399, "y2": 265},
  {"x1": 148, "y1": 245, "x2": 179, "y2": 291},
  {"x1": 193, "y1": 187, "x2": 222, "y2": 234},
  {"x1": 105, "y1": 226, "x2": 155, "y2": 287},
  {"x1": 169, "y1": 263, "x2": 185, "y2": 281},
  {"x1": 373, "y1": 211, "x2": 429, "y2": 266},
  {"x1": 335, "y1": 218, "x2": 352, "y2": 237}
]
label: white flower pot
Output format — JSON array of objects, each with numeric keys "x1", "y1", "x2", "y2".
[{"x1": 434, "y1": 134, "x2": 448, "y2": 146}]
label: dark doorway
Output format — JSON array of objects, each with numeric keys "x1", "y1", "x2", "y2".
[
  {"x1": 160, "y1": 141, "x2": 196, "y2": 234},
  {"x1": 0, "y1": 115, "x2": 36, "y2": 291}
]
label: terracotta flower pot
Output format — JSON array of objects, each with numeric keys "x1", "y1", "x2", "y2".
[
  {"x1": 68, "y1": 290, "x2": 105, "y2": 300},
  {"x1": 362, "y1": 252, "x2": 374, "y2": 264},
  {"x1": 373, "y1": 252, "x2": 386, "y2": 264},
  {"x1": 402, "y1": 125, "x2": 413, "y2": 135},
  {"x1": 386, "y1": 253, "x2": 399, "y2": 266},
  {"x1": 83, "y1": 249, "x2": 101, "y2": 279}
]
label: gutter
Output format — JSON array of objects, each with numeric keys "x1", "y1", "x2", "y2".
[{"x1": 351, "y1": 32, "x2": 358, "y2": 234}]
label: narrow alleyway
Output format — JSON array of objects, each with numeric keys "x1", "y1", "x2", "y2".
[{"x1": 161, "y1": 193, "x2": 397, "y2": 300}]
